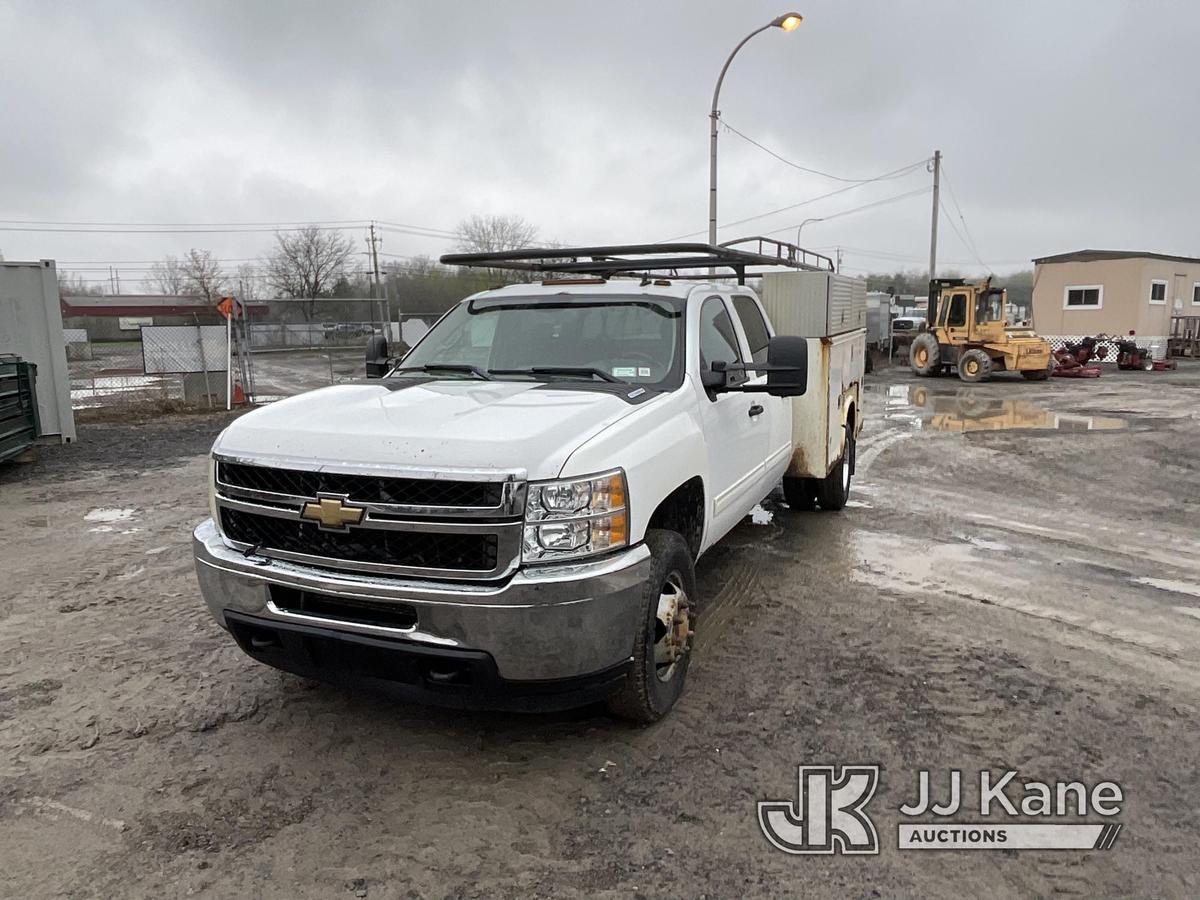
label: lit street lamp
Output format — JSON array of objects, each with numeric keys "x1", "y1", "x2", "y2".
[{"x1": 708, "y1": 13, "x2": 803, "y2": 247}]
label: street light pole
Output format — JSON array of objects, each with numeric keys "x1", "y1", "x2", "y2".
[
  {"x1": 708, "y1": 13, "x2": 803, "y2": 248},
  {"x1": 795, "y1": 216, "x2": 824, "y2": 246}
]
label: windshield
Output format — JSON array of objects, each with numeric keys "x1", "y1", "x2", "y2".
[{"x1": 396, "y1": 297, "x2": 682, "y2": 385}]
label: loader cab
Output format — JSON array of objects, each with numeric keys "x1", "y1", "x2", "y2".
[{"x1": 931, "y1": 279, "x2": 1006, "y2": 345}]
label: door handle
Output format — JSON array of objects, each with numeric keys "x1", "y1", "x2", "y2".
[{"x1": 748, "y1": 403, "x2": 764, "y2": 418}]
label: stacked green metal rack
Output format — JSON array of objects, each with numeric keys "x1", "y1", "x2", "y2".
[{"x1": 0, "y1": 354, "x2": 40, "y2": 463}]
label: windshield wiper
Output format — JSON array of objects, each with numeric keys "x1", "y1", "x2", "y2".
[
  {"x1": 489, "y1": 366, "x2": 624, "y2": 384},
  {"x1": 393, "y1": 363, "x2": 494, "y2": 381}
]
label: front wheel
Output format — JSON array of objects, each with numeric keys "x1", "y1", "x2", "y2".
[
  {"x1": 1141, "y1": 354, "x2": 1155, "y2": 372},
  {"x1": 815, "y1": 422, "x2": 855, "y2": 511},
  {"x1": 607, "y1": 530, "x2": 697, "y2": 724},
  {"x1": 910, "y1": 333, "x2": 941, "y2": 377}
]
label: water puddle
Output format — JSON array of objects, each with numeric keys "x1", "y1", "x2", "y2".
[
  {"x1": 881, "y1": 384, "x2": 1128, "y2": 433},
  {"x1": 84, "y1": 508, "x2": 138, "y2": 534},
  {"x1": 84, "y1": 508, "x2": 136, "y2": 523}
]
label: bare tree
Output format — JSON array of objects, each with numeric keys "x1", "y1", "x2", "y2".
[
  {"x1": 235, "y1": 263, "x2": 262, "y2": 304},
  {"x1": 145, "y1": 254, "x2": 185, "y2": 295},
  {"x1": 263, "y1": 226, "x2": 355, "y2": 320},
  {"x1": 181, "y1": 248, "x2": 227, "y2": 303},
  {"x1": 57, "y1": 271, "x2": 104, "y2": 296},
  {"x1": 453, "y1": 214, "x2": 537, "y2": 253}
]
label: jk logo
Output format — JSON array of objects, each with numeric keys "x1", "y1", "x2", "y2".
[{"x1": 758, "y1": 765, "x2": 881, "y2": 855}]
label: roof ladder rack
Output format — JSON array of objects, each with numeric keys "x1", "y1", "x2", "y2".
[{"x1": 439, "y1": 237, "x2": 834, "y2": 285}]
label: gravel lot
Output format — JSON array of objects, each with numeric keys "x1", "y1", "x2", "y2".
[{"x1": 2, "y1": 364, "x2": 1199, "y2": 898}]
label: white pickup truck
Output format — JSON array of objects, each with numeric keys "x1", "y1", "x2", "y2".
[{"x1": 193, "y1": 241, "x2": 865, "y2": 722}]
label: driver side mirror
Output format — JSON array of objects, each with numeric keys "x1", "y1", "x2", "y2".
[
  {"x1": 701, "y1": 362, "x2": 729, "y2": 391},
  {"x1": 764, "y1": 336, "x2": 808, "y2": 397},
  {"x1": 700, "y1": 339, "x2": 808, "y2": 397}
]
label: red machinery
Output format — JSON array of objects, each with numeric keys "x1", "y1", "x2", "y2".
[
  {"x1": 1113, "y1": 332, "x2": 1176, "y2": 371},
  {"x1": 1052, "y1": 336, "x2": 1103, "y2": 378}
]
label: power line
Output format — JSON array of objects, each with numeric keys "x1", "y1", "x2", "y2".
[
  {"x1": 937, "y1": 199, "x2": 990, "y2": 273},
  {"x1": 661, "y1": 157, "x2": 932, "y2": 241},
  {"x1": 0, "y1": 217, "x2": 373, "y2": 227},
  {"x1": 0, "y1": 224, "x2": 365, "y2": 235},
  {"x1": 722, "y1": 121, "x2": 930, "y2": 184},
  {"x1": 761, "y1": 186, "x2": 932, "y2": 237},
  {"x1": 938, "y1": 164, "x2": 988, "y2": 269}
]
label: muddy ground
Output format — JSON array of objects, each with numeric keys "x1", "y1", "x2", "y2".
[{"x1": 2, "y1": 364, "x2": 1199, "y2": 898}]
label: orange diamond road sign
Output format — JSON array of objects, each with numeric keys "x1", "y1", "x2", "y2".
[{"x1": 216, "y1": 297, "x2": 241, "y2": 319}]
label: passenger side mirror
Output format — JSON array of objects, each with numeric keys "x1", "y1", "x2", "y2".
[
  {"x1": 764, "y1": 336, "x2": 808, "y2": 397},
  {"x1": 365, "y1": 334, "x2": 390, "y2": 378}
]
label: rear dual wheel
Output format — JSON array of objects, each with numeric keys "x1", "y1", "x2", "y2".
[{"x1": 784, "y1": 421, "x2": 855, "y2": 513}]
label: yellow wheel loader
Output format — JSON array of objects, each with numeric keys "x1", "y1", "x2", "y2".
[{"x1": 909, "y1": 278, "x2": 1053, "y2": 383}]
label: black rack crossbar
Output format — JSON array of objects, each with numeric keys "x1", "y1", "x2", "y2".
[{"x1": 439, "y1": 237, "x2": 834, "y2": 283}]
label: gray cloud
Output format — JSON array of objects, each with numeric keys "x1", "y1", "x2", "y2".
[{"x1": 1, "y1": 0, "x2": 1197, "y2": 282}]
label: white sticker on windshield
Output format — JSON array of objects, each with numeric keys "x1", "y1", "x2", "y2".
[
  {"x1": 612, "y1": 367, "x2": 637, "y2": 377},
  {"x1": 637, "y1": 367, "x2": 651, "y2": 377}
]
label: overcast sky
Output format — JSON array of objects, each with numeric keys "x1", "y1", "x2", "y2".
[{"x1": 1, "y1": 0, "x2": 1197, "y2": 287}]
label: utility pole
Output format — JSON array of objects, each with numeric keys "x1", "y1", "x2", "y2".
[
  {"x1": 368, "y1": 221, "x2": 383, "y2": 331},
  {"x1": 836, "y1": 247, "x2": 843, "y2": 274},
  {"x1": 928, "y1": 149, "x2": 941, "y2": 284}
]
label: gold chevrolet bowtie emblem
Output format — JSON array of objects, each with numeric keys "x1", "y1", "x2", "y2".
[{"x1": 300, "y1": 495, "x2": 365, "y2": 530}]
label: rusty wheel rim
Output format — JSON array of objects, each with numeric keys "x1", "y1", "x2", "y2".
[
  {"x1": 914, "y1": 347, "x2": 927, "y2": 367},
  {"x1": 654, "y1": 572, "x2": 691, "y2": 683},
  {"x1": 965, "y1": 358, "x2": 979, "y2": 376}
]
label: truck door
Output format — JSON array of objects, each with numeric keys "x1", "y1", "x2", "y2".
[
  {"x1": 696, "y1": 295, "x2": 768, "y2": 539},
  {"x1": 729, "y1": 293, "x2": 792, "y2": 488}
]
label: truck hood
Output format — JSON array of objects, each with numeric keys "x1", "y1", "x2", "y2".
[{"x1": 213, "y1": 379, "x2": 649, "y2": 481}]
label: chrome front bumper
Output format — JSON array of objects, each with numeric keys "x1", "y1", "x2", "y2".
[{"x1": 192, "y1": 518, "x2": 649, "y2": 681}]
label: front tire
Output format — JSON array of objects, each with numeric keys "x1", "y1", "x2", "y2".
[
  {"x1": 910, "y1": 333, "x2": 941, "y2": 377},
  {"x1": 607, "y1": 530, "x2": 697, "y2": 724},
  {"x1": 815, "y1": 422, "x2": 855, "y2": 511}
]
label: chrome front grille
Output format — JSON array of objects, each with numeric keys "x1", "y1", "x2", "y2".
[
  {"x1": 218, "y1": 460, "x2": 505, "y2": 510},
  {"x1": 213, "y1": 456, "x2": 524, "y2": 580}
]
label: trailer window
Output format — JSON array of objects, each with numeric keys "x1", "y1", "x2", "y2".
[{"x1": 731, "y1": 295, "x2": 771, "y2": 364}]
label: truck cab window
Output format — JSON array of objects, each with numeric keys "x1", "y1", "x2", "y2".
[
  {"x1": 731, "y1": 295, "x2": 771, "y2": 364},
  {"x1": 975, "y1": 290, "x2": 1002, "y2": 324},
  {"x1": 699, "y1": 297, "x2": 746, "y2": 384},
  {"x1": 947, "y1": 293, "x2": 968, "y2": 328}
]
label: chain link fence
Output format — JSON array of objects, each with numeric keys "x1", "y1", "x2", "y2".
[{"x1": 65, "y1": 297, "x2": 439, "y2": 414}]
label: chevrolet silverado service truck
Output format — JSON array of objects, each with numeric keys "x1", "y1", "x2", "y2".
[{"x1": 193, "y1": 240, "x2": 866, "y2": 722}]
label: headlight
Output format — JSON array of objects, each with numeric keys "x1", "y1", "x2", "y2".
[{"x1": 522, "y1": 469, "x2": 628, "y2": 563}]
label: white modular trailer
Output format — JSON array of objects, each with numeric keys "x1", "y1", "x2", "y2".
[
  {"x1": 0, "y1": 260, "x2": 75, "y2": 442},
  {"x1": 761, "y1": 271, "x2": 867, "y2": 338},
  {"x1": 759, "y1": 271, "x2": 866, "y2": 481}
]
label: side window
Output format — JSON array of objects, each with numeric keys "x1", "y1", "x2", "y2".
[
  {"x1": 731, "y1": 295, "x2": 771, "y2": 364},
  {"x1": 947, "y1": 293, "x2": 968, "y2": 327},
  {"x1": 698, "y1": 297, "x2": 745, "y2": 383}
]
